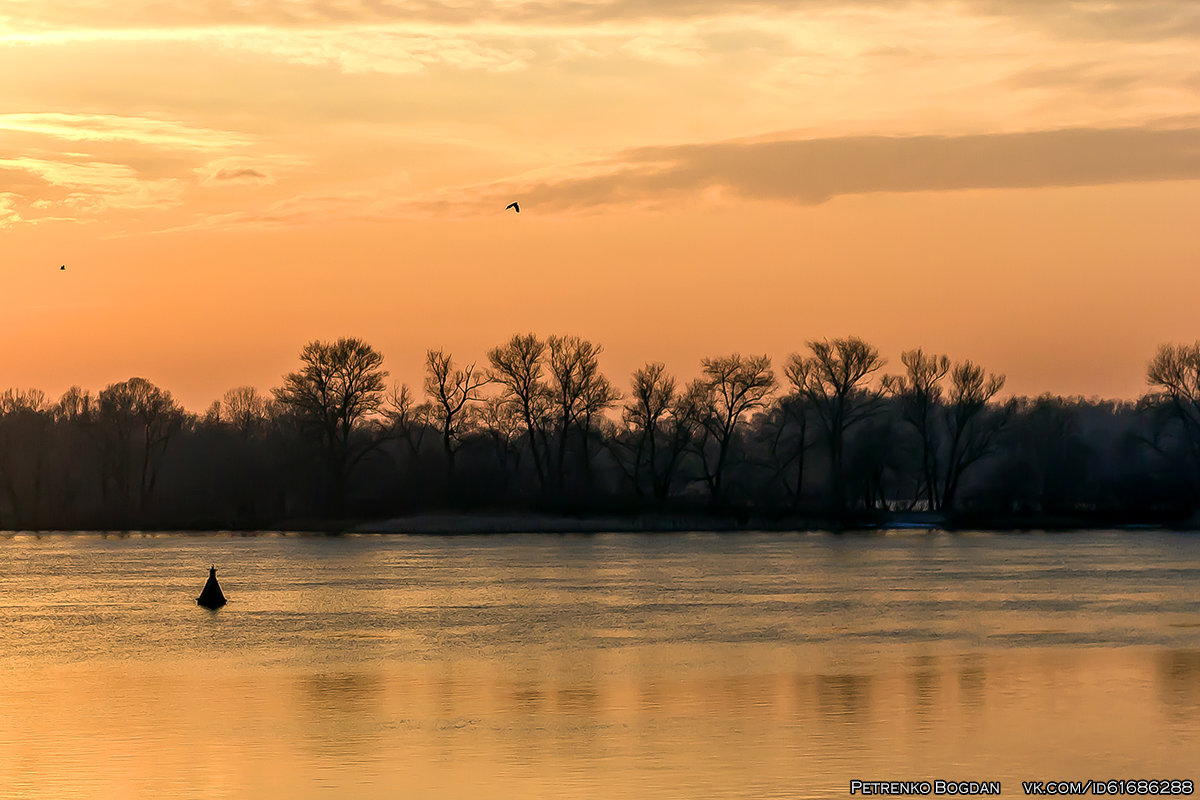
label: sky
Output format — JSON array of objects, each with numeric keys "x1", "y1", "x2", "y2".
[{"x1": 3, "y1": 0, "x2": 1200, "y2": 411}]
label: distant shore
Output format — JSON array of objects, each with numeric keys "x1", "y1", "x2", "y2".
[
  {"x1": 7, "y1": 510, "x2": 1196, "y2": 536},
  {"x1": 347, "y1": 511, "x2": 1193, "y2": 535}
]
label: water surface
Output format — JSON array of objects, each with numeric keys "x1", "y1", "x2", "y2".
[{"x1": 1, "y1": 530, "x2": 1198, "y2": 798}]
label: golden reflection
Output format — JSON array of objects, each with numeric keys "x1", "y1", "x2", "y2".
[
  {"x1": 299, "y1": 670, "x2": 385, "y2": 708},
  {"x1": 2, "y1": 648, "x2": 1200, "y2": 799},
  {"x1": 295, "y1": 671, "x2": 387, "y2": 760},
  {"x1": 3, "y1": 529, "x2": 1200, "y2": 798},
  {"x1": 957, "y1": 653, "x2": 987, "y2": 710},
  {"x1": 555, "y1": 685, "x2": 600, "y2": 714},
  {"x1": 910, "y1": 653, "x2": 940, "y2": 717},
  {"x1": 813, "y1": 672, "x2": 873, "y2": 723},
  {"x1": 1156, "y1": 649, "x2": 1200, "y2": 714}
]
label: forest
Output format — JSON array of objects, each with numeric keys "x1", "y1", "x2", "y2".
[{"x1": 2, "y1": 334, "x2": 1200, "y2": 531}]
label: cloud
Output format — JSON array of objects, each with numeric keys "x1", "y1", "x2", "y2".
[
  {"x1": 0, "y1": 23, "x2": 540, "y2": 74},
  {"x1": 2, "y1": 1, "x2": 1197, "y2": 88},
  {"x1": 0, "y1": 157, "x2": 183, "y2": 210},
  {"x1": 212, "y1": 167, "x2": 269, "y2": 181},
  {"x1": 966, "y1": 0, "x2": 1200, "y2": 43},
  {"x1": 0, "y1": 0, "x2": 815, "y2": 30},
  {"x1": 1, "y1": 0, "x2": 1198, "y2": 39},
  {"x1": 154, "y1": 121, "x2": 1200, "y2": 230},
  {"x1": 150, "y1": 190, "x2": 388, "y2": 233},
  {"x1": 0, "y1": 114, "x2": 307, "y2": 223},
  {"x1": 1005, "y1": 62, "x2": 1154, "y2": 94},
  {"x1": 617, "y1": 33, "x2": 706, "y2": 65},
  {"x1": 0, "y1": 113, "x2": 251, "y2": 150},
  {"x1": 195, "y1": 154, "x2": 311, "y2": 187},
  {"x1": 211, "y1": 27, "x2": 536, "y2": 73},
  {"x1": 0, "y1": 193, "x2": 22, "y2": 226},
  {"x1": 427, "y1": 123, "x2": 1200, "y2": 211}
]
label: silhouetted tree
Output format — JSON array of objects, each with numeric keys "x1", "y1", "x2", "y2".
[
  {"x1": 787, "y1": 337, "x2": 885, "y2": 514},
  {"x1": 8, "y1": 332, "x2": 1200, "y2": 529},
  {"x1": 49, "y1": 387, "x2": 96, "y2": 523},
  {"x1": 757, "y1": 394, "x2": 814, "y2": 509},
  {"x1": 1146, "y1": 342, "x2": 1200, "y2": 485},
  {"x1": 940, "y1": 361, "x2": 1007, "y2": 511},
  {"x1": 0, "y1": 389, "x2": 52, "y2": 527},
  {"x1": 488, "y1": 334, "x2": 552, "y2": 492},
  {"x1": 479, "y1": 396, "x2": 524, "y2": 496},
  {"x1": 883, "y1": 349, "x2": 950, "y2": 509},
  {"x1": 621, "y1": 362, "x2": 676, "y2": 499},
  {"x1": 206, "y1": 386, "x2": 276, "y2": 521},
  {"x1": 844, "y1": 413, "x2": 903, "y2": 510},
  {"x1": 687, "y1": 354, "x2": 775, "y2": 505},
  {"x1": 273, "y1": 337, "x2": 389, "y2": 514},
  {"x1": 424, "y1": 349, "x2": 490, "y2": 487},
  {"x1": 96, "y1": 377, "x2": 186, "y2": 515},
  {"x1": 578, "y1": 358, "x2": 621, "y2": 489},
  {"x1": 383, "y1": 383, "x2": 430, "y2": 458},
  {"x1": 994, "y1": 395, "x2": 1091, "y2": 514},
  {"x1": 221, "y1": 386, "x2": 270, "y2": 436},
  {"x1": 546, "y1": 335, "x2": 616, "y2": 497}
]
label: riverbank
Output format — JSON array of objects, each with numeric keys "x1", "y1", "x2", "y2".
[
  {"x1": 7, "y1": 509, "x2": 1196, "y2": 535},
  {"x1": 352, "y1": 513, "x2": 757, "y2": 534},
  {"x1": 346, "y1": 510, "x2": 1196, "y2": 535}
]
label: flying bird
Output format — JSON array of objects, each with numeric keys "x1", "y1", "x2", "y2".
[
  {"x1": 60, "y1": 264, "x2": 65, "y2": 271},
  {"x1": 505, "y1": 202, "x2": 520, "y2": 213}
]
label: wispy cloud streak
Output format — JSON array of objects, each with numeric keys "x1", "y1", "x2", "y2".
[
  {"x1": 428, "y1": 123, "x2": 1200, "y2": 211},
  {"x1": 154, "y1": 122, "x2": 1200, "y2": 231},
  {"x1": 0, "y1": 113, "x2": 251, "y2": 149},
  {"x1": 1, "y1": 0, "x2": 1198, "y2": 37}
]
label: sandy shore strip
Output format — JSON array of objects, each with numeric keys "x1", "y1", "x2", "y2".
[{"x1": 352, "y1": 513, "x2": 754, "y2": 534}]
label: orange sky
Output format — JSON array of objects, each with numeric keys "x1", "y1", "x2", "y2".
[{"x1": 3, "y1": 0, "x2": 1200, "y2": 411}]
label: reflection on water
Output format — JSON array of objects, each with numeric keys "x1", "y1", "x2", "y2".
[
  {"x1": 957, "y1": 654, "x2": 987, "y2": 709},
  {"x1": 0, "y1": 530, "x2": 1198, "y2": 798},
  {"x1": 815, "y1": 673, "x2": 873, "y2": 723},
  {"x1": 1158, "y1": 649, "x2": 1200, "y2": 715}
]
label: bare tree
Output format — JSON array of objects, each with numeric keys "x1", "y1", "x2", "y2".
[
  {"x1": 205, "y1": 387, "x2": 265, "y2": 521},
  {"x1": 488, "y1": 333, "x2": 551, "y2": 492},
  {"x1": 273, "y1": 337, "x2": 389, "y2": 514},
  {"x1": 46, "y1": 387, "x2": 96, "y2": 522},
  {"x1": 939, "y1": 361, "x2": 1007, "y2": 511},
  {"x1": 622, "y1": 363, "x2": 676, "y2": 498},
  {"x1": 383, "y1": 383, "x2": 430, "y2": 458},
  {"x1": 1146, "y1": 342, "x2": 1200, "y2": 483},
  {"x1": 55, "y1": 386, "x2": 94, "y2": 422},
  {"x1": 579, "y1": 363, "x2": 621, "y2": 486},
  {"x1": 478, "y1": 396, "x2": 524, "y2": 495},
  {"x1": 883, "y1": 349, "x2": 951, "y2": 509},
  {"x1": 787, "y1": 337, "x2": 885, "y2": 514},
  {"x1": 757, "y1": 394, "x2": 813, "y2": 509},
  {"x1": 0, "y1": 389, "x2": 47, "y2": 413},
  {"x1": 615, "y1": 366, "x2": 697, "y2": 502},
  {"x1": 221, "y1": 386, "x2": 270, "y2": 436},
  {"x1": 546, "y1": 335, "x2": 615, "y2": 495},
  {"x1": 687, "y1": 354, "x2": 776, "y2": 505},
  {"x1": 425, "y1": 349, "x2": 491, "y2": 484},
  {"x1": 0, "y1": 389, "x2": 51, "y2": 526},
  {"x1": 96, "y1": 378, "x2": 187, "y2": 514}
]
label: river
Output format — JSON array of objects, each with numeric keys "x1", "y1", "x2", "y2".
[{"x1": 1, "y1": 530, "x2": 1197, "y2": 798}]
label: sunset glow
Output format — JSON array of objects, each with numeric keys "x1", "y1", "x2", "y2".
[{"x1": 4, "y1": 0, "x2": 1200, "y2": 409}]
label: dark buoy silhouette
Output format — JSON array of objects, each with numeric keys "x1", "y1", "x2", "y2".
[{"x1": 197, "y1": 565, "x2": 227, "y2": 609}]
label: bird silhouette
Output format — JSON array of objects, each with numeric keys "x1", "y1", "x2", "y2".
[
  {"x1": 505, "y1": 202, "x2": 520, "y2": 213},
  {"x1": 60, "y1": 264, "x2": 65, "y2": 271}
]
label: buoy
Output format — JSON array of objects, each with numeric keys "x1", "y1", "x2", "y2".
[{"x1": 197, "y1": 565, "x2": 227, "y2": 609}]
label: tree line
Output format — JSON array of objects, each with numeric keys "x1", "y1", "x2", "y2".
[{"x1": 2, "y1": 334, "x2": 1200, "y2": 529}]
